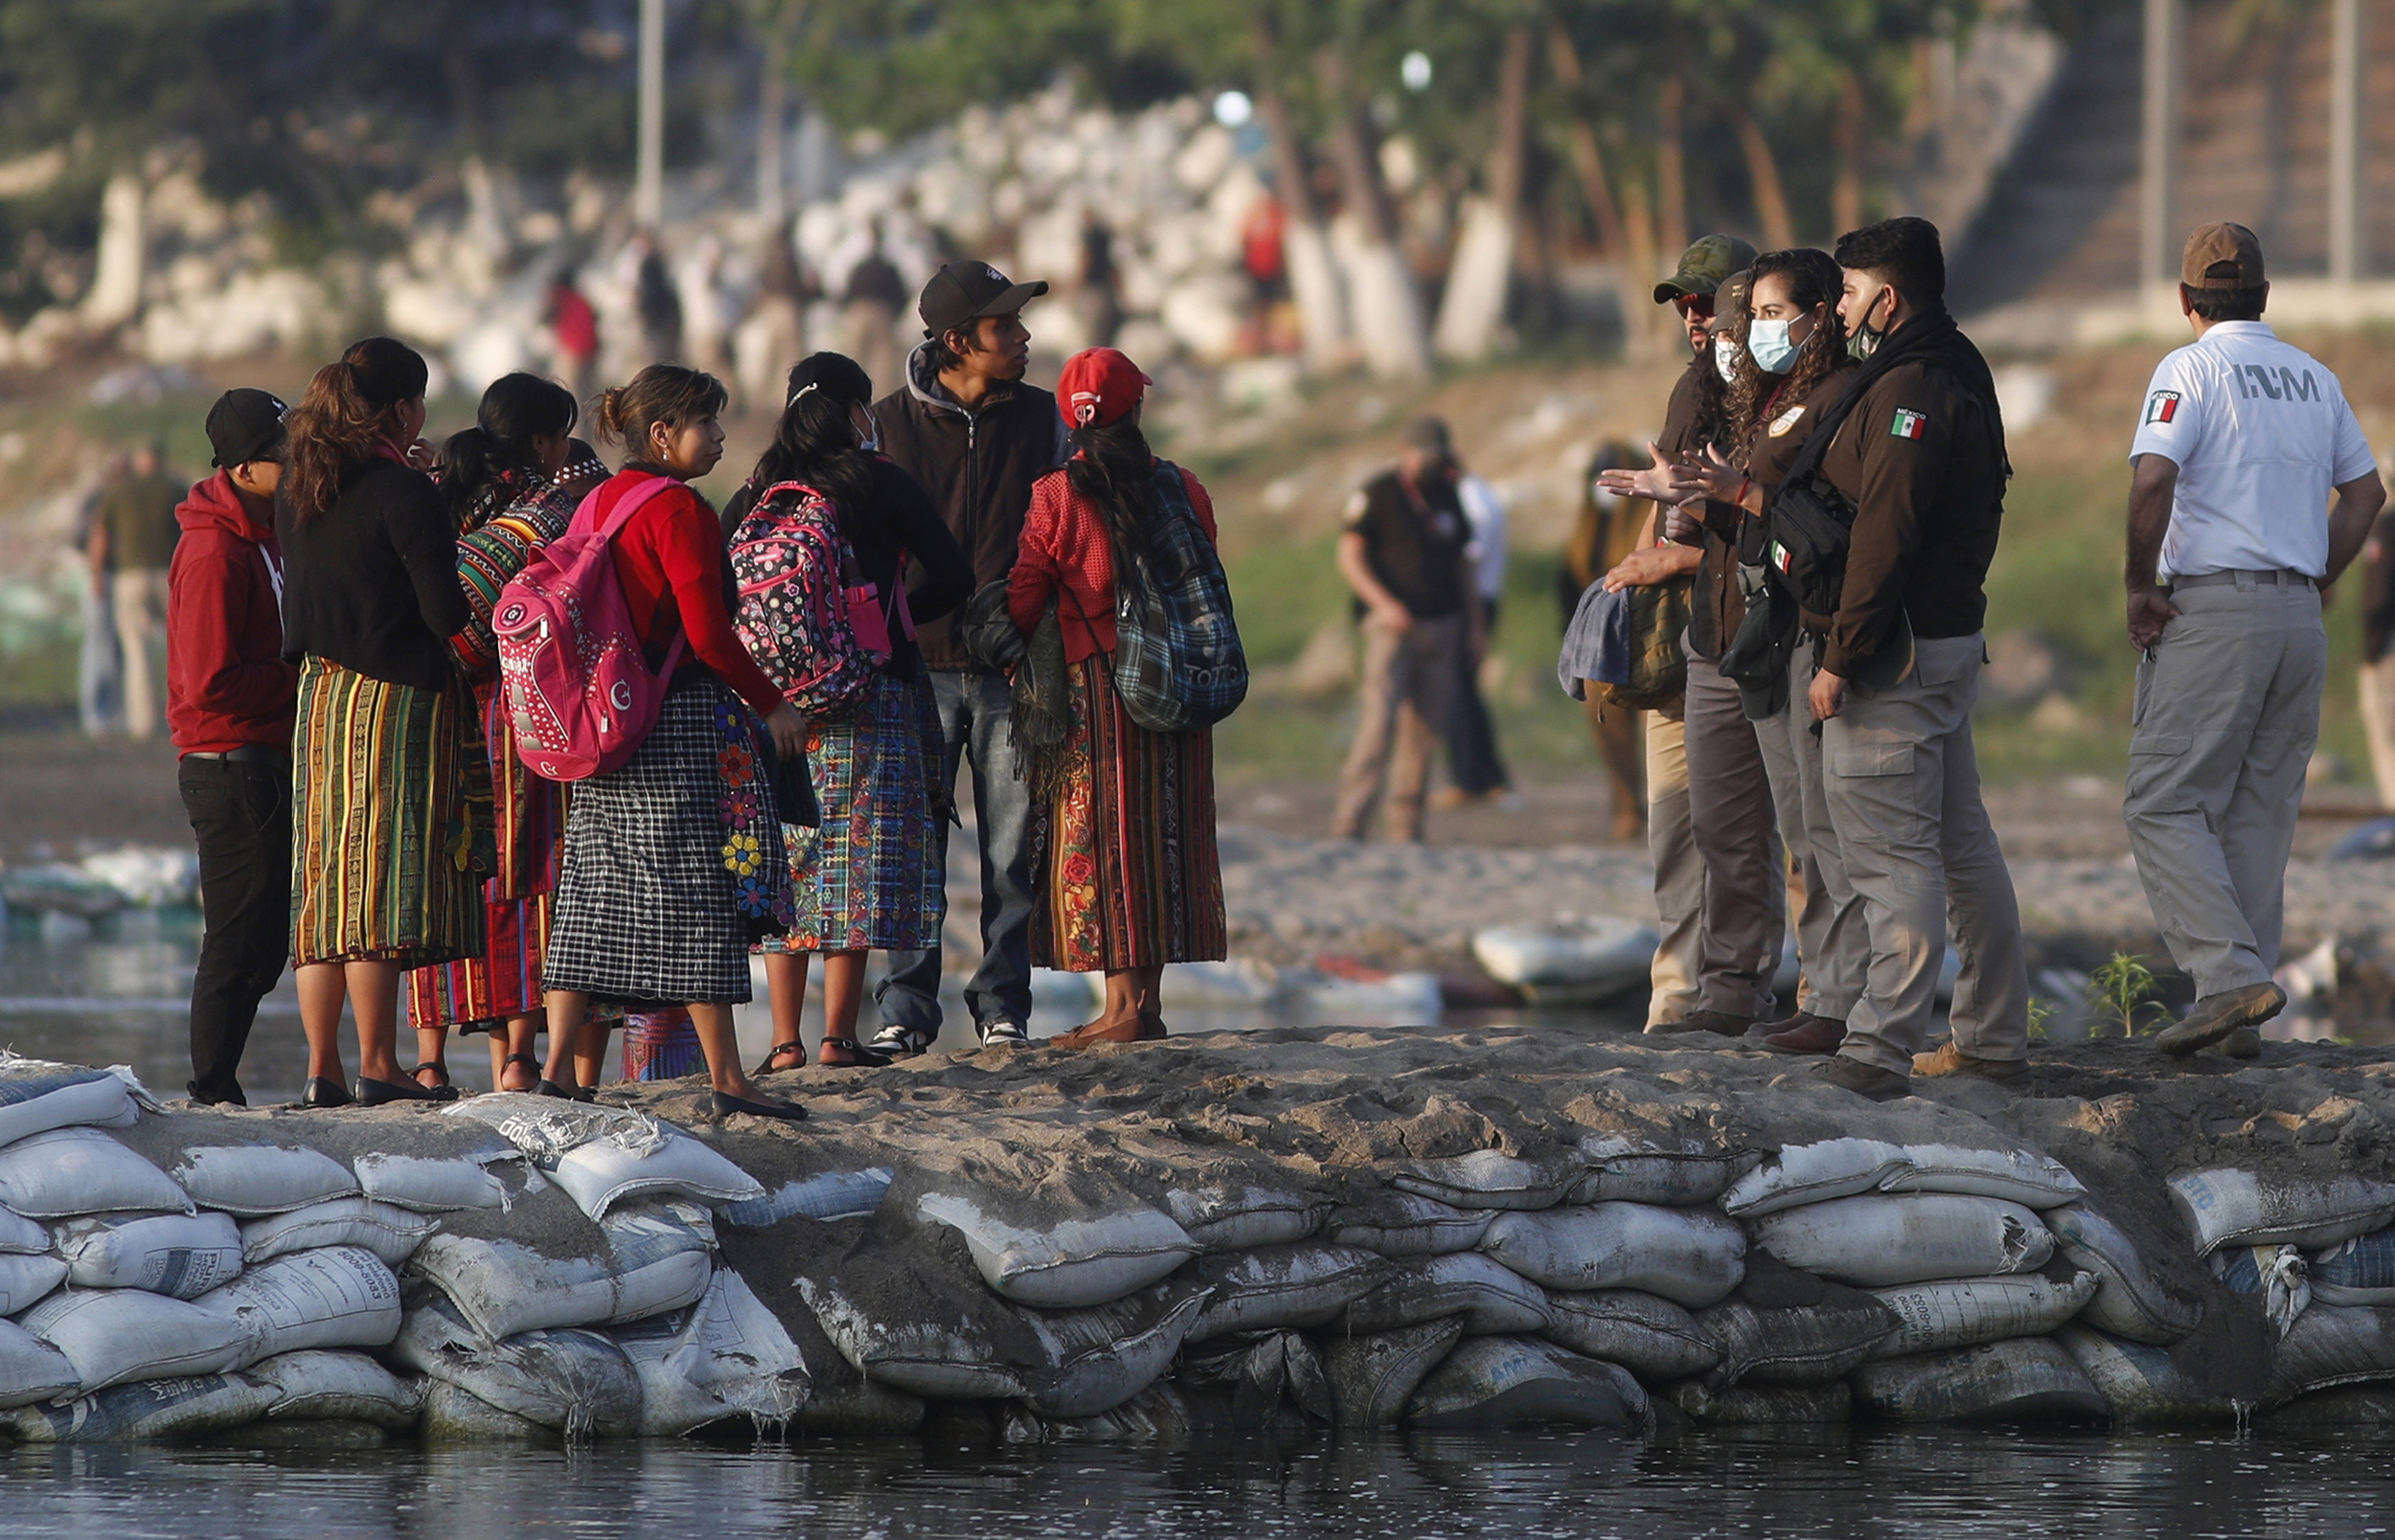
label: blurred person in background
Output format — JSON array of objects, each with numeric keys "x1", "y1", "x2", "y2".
[
  {"x1": 632, "y1": 235, "x2": 683, "y2": 365},
  {"x1": 278, "y1": 337, "x2": 486, "y2": 1108},
  {"x1": 844, "y1": 228, "x2": 909, "y2": 403},
  {"x1": 1434, "y1": 449, "x2": 1513, "y2": 810},
  {"x1": 544, "y1": 265, "x2": 600, "y2": 404},
  {"x1": 865, "y1": 259, "x2": 1062, "y2": 1055},
  {"x1": 75, "y1": 454, "x2": 125, "y2": 736},
  {"x1": 1330, "y1": 415, "x2": 1480, "y2": 843},
  {"x1": 168, "y1": 390, "x2": 297, "y2": 1106},
  {"x1": 405, "y1": 374, "x2": 606, "y2": 1097},
  {"x1": 94, "y1": 441, "x2": 184, "y2": 738},
  {"x1": 2358, "y1": 453, "x2": 2395, "y2": 810}
]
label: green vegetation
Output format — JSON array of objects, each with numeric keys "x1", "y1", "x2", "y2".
[{"x1": 2087, "y1": 951, "x2": 2166, "y2": 1038}]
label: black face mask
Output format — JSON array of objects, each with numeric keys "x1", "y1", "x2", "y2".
[{"x1": 1846, "y1": 285, "x2": 1896, "y2": 362}]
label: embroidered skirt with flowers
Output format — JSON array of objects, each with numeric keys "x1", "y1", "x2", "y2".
[
  {"x1": 544, "y1": 671, "x2": 789, "y2": 1007},
  {"x1": 1031, "y1": 657, "x2": 1226, "y2": 972},
  {"x1": 757, "y1": 669, "x2": 946, "y2": 954}
]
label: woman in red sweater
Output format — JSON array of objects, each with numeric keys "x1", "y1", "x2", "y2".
[
  {"x1": 536, "y1": 365, "x2": 810, "y2": 1120},
  {"x1": 1008, "y1": 348, "x2": 1227, "y2": 1045}
]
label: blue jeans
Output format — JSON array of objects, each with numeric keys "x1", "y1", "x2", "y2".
[{"x1": 875, "y1": 668, "x2": 1036, "y2": 1033}]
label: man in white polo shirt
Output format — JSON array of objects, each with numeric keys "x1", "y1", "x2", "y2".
[{"x1": 2123, "y1": 221, "x2": 2385, "y2": 1057}]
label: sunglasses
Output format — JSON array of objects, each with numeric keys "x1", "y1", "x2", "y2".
[{"x1": 1673, "y1": 293, "x2": 1716, "y2": 320}]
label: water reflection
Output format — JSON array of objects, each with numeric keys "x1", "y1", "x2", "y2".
[{"x1": 2, "y1": 1427, "x2": 2388, "y2": 1539}]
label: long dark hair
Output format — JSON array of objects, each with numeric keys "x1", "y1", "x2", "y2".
[
  {"x1": 440, "y1": 373, "x2": 578, "y2": 532},
  {"x1": 1729, "y1": 248, "x2": 1849, "y2": 452},
  {"x1": 742, "y1": 353, "x2": 875, "y2": 536},
  {"x1": 1065, "y1": 415, "x2": 1161, "y2": 581},
  {"x1": 283, "y1": 336, "x2": 427, "y2": 523}
]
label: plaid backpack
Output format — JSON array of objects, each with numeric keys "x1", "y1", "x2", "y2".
[
  {"x1": 728, "y1": 481, "x2": 876, "y2": 716},
  {"x1": 1108, "y1": 462, "x2": 1248, "y2": 733}
]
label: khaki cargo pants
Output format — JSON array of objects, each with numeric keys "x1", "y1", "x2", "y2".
[
  {"x1": 1331, "y1": 613, "x2": 1466, "y2": 842},
  {"x1": 2124, "y1": 574, "x2": 2325, "y2": 998},
  {"x1": 1644, "y1": 709, "x2": 1704, "y2": 1027},
  {"x1": 1681, "y1": 655, "x2": 1784, "y2": 1019},
  {"x1": 1823, "y1": 632, "x2": 2029, "y2": 1076},
  {"x1": 1754, "y1": 645, "x2": 1870, "y2": 1023}
]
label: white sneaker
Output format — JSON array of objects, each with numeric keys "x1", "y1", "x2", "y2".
[{"x1": 979, "y1": 1020, "x2": 1031, "y2": 1047}]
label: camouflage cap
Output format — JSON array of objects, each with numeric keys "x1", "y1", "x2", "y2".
[
  {"x1": 2181, "y1": 221, "x2": 2265, "y2": 289},
  {"x1": 1654, "y1": 234, "x2": 1761, "y2": 305}
]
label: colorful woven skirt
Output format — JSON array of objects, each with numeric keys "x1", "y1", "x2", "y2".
[
  {"x1": 1031, "y1": 657, "x2": 1226, "y2": 972},
  {"x1": 760, "y1": 669, "x2": 946, "y2": 955},
  {"x1": 621, "y1": 1007, "x2": 704, "y2": 1080},
  {"x1": 290, "y1": 656, "x2": 488, "y2": 969}
]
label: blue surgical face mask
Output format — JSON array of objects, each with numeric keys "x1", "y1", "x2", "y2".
[
  {"x1": 1712, "y1": 331, "x2": 1742, "y2": 384},
  {"x1": 1746, "y1": 318, "x2": 1800, "y2": 375}
]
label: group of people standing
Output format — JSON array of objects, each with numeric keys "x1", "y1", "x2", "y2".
[
  {"x1": 165, "y1": 257, "x2": 1230, "y2": 1112},
  {"x1": 1586, "y1": 215, "x2": 2383, "y2": 1098}
]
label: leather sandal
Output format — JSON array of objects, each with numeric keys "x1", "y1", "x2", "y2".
[
  {"x1": 500, "y1": 1053, "x2": 542, "y2": 1093},
  {"x1": 536, "y1": 1076, "x2": 596, "y2": 1102},
  {"x1": 409, "y1": 1061, "x2": 462, "y2": 1101},
  {"x1": 816, "y1": 1037, "x2": 892, "y2": 1069},
  {"x1": 751, "y1": 1041, "x2": 809, "y2": 1077}
]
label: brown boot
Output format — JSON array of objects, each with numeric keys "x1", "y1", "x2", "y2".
[
  {"x1": 1912, "y1": 1040, "x2": 2026, "y2": 1081},
  {"x1": 1053, "y1": 1004, "x2": 1146, "y2": 1049},
  {"x1": 1762, "y1": 1013, "x2": 1847, "y2": 1054}
]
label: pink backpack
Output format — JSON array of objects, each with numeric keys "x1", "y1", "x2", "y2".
[{"x1": 493, "y1": 473, "x2": 686, "y2": 781}]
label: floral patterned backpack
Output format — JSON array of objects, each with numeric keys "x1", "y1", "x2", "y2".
[{"x1": 728, "y1": 481, "x2": 876, "y2": 716}]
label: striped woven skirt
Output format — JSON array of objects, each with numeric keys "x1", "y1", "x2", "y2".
[
  {"x1": 1031, "y1": 657, "x2": 1226, "y2": 972},
  {"x1": 290, "y1": 656, "x2": 489, "y2": 969},
  {"x1": 544, "y1": 673, "x2": 785, "y2": 1008},
  {"x1": 758, "y1": 670, "x2": 946, "y2": 955}
]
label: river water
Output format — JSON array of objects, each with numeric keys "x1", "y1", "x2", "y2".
[{"x1": 6, "y1": 1425, "x2": 2394, "y2": 1538}]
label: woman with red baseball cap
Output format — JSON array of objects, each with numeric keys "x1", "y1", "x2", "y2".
[{"x1": 1008, "y1": 348, "x2": 1228, "y2": 1045}]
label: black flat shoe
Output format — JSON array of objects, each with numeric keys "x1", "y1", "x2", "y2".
[
  {"x1": 356, "y1": 1075, "x2": 448, "y2": 1106},
  {"x1": 301, "y1": 1076, "x2": 352, "y2": 1109},
  {"x1": 712, "y1": 1091, "x2": 808, "y2": 1121},
  {"x1": 536, "y1": 1077, "x2": 596, "y2": 1102}
]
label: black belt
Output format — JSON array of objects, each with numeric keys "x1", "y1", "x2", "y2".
[{"x1": 183, "y1": 745, "x2": 287, "y2": 765}]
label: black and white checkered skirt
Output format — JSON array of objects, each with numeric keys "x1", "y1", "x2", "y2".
[{"x1": 543, "y1": 674, "x2": 769, "y2": 1007}]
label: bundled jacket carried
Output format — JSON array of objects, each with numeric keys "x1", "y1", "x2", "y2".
[
  {"x1": 870, "y1": 343, "x2": 1067, "y2": 669},
  {"x1": 165, "y1": 472, "x2": 296, "y2": 755}
]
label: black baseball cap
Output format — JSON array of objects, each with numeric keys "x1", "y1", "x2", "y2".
[
  {"x1": 918, "y1": 260, "x2": 1049, "y2": 338},
  {"x1": 205, "y1": 388, "x2": 288, "y2": 468}
]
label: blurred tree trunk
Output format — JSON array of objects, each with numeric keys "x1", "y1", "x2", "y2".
[
  {"x1": 1656, "y1": 74, "x2": 1688, "y2": 260},
  {"x1": 1254, "y1": 76, "x2": 1351, "y2": 373},
  {"x1": 1731, "y1": 106, "x2": 1795, "y2": 250},
  {"x1": 1434, "y1": 23, "x2": 1531, "y2": 360},
  {"x1": 1318, "y1": 47, "x2": 1428, "y2": 378},
  {"x1": 1833, "y1": 68, "x2": 1867, "y2": 238},
  {"x1": 1547, "y1": 22, "x2": 1659, "y2": 360}
]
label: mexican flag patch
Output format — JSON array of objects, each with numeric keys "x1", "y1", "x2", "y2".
[
  {"x1": 1890, "y1": 407, "x2": 1929, "y2": 441},
  {"x1": 1768, "y1": 539, "x2": 1793, "y2": 574},
  {"x1": 2145, "y1": 389, "x2": 2180, "y2": 424}
]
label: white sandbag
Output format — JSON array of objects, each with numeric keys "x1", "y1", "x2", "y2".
[
  {"x1": 2168, "y1": 1167, "x2": 2395, "y2": 1256},
  {"x1": 612, "y1": 1270, "x2": 810, "y2": 1436},
  {"x1": 2044, "y1": 1205, "x2": 2202, "y2": 1345},
  {"x1": 1866, "y1": 1270, "x2": 2099, "y2": 1357},
  {"x1": 354, "y1": 1151, "x2": 511, "y2": 1213},
  {"x1": 0, "y1": 1062, "x2": 136, "y2": 1147},
  {"x1": 1875, "y1": 1144, "x2": 2087, "y2": 1210},
  {"x1": 1479, "y1": 1203, "x2": 1746, "y2": 1306},
  {"x1": 2311, "y1": 1225, "x2": 2395, "y2": 1306},
  {"x1": 1165, "y1": 1184, "x2": 1328, "y2": 1251},
  {"x1": 0, "y1": 1252, "x2": 68, "y2": 1314},
  {"x1": 1696, "y1": 1266, "x2": 1899, "y2": 1387},
  {"x1": 1720, "y1": 1138, "x2": 1907, "y2": 1218},
  {"x1": 1540, "y1": 1290, "x2": 1722, "y2": 1381},
  {"x1": 194, "y1": 1245, "x2": 401, "y2": 1369},
  {"x1": 418, "y1": 1378, "x2": 558, "y2": 1441},
  {"x1": 1186, "y1": 1243, "x2": 1386, "y2": 1341},
  {"x1": 0, "y1": 1204, "x2": 47, "y2": 1253},
  {"x1": 19, "y1": 1287, "x2": 248, "y2": 1391},
  {"x1": 4, "y1": 1372, "x2": 276, "y2": 1442},
  {"x1": 917, "y1": 1191, "x2": 1196, "y2": 1309},
  {"x1": 1325, "y1": 1319, "x2": 1465, "y2": 1427},
  {"x1": 2264, "y1": 1303, "x2": 2395, "y2": 1405},
  {"x1": 1343, "y1": 1252, "x2": 1555, "y2": 1336},
  {"x1": 600, "y1": 1199, "x2": 718, "y2": 1324},
  {"x1": 1017, "y1": 1282, "x2": 1211, "y2": 1416},
  {"x1": 2054, "y1": 1325, "x2": 2237, "y2": 1424},
  {"x1": 0, "y1": 1318, "x2": 77, "y2": 1408},
  {"x1": 1470, "y1": 917, "x2": 1654, "y2": 1002},
  {"x1": 240, "y1": 1197, "x2": 437, "y2": 1267},
  {"x1": 1391, "y1": 1149, "x2": 1579, "y2": 1212},
  {"x1": 389, "y1": 1297, "x2": 643, "y2": 1438},
  {"x1": 1572, "y1": 1134, "x2": 1748, "y2": 1207},
  {"x1": 1748, "y1": 1193, "x2": 2053, "y2": 1287},
  {"x1": 408, "y1": 1234, "x2": 616, "y2": 1340},
  {"x1": 169, "y1": 1144, "x2": 358, "y2": 1216},
  {"x1": 1328, "y1": 1192, "x2": 1495, "y2": 1257},
  {"x1": 721, "y1": 1168, "x2": 894, "y2": 1228},
  {"x1": 1405, "y1": 1336, "x2": 1652, "y2": 1431},
  {"x1": 0, "y1": 1126, "x2": 191, "y2": 1217},
  {"x1": 2210, "y1": 1243, "x2": 2312, "y2": 1334},
  {"x1": 248, "y1": 1349, "x2": 422, "y2": 1429},
  {"x1": 447, "y1": 1098, "x2": 761, "y2": 1219},
  {"x1": 54, "y1": 1211, "x2": 244, "y2": 1297},
  {"x1": 1005, "y1": 1383, "x2": 1194, "y2": 1444},
  {"x1": 1853, "y1": 1338, "x2": 2108, "y2": 1422},
  {"x1": 1672, "y1": 1380, "x2": 1852, "y2": 1425}
]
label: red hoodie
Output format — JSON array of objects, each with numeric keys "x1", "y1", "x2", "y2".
[{"x1": 167, "y1": 471, "x2": 298, "y2": 755}]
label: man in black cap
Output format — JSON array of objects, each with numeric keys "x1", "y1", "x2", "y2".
[
  {"x1": 167, "y1": 389, "x2": 298, "y2": 1105},
  {"x1": 866, "y1": 260, "x2": 1065, "y2": 1054},
  {"x1": 1331, "y1": 414, "x2": 1482, "y2": 841}
]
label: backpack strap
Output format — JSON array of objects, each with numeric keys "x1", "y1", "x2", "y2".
[{"x1": 573, "y1": 471, "x2": 684, "y2": 541}]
